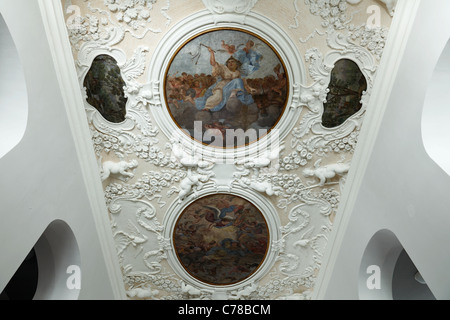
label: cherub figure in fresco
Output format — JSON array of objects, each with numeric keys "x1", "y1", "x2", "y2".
[
  {"x1": 204, "y1": 121, "x2": 231, "y2": 136},
  {"x1": 202, "y1": 198, "x2": 245, "y2": 229},
  {"x1": 221, "y1": 40, "x2": 237, "y2": 55},
  {"x1": 234, "y1": 40, "x2": 262, "y2": 76},
  {"x1": 188, "y1": 45, "x2": 258, "y2": 112},
  {"x1": 272, "y1": 63, "x2": 287, "y2": 96}
]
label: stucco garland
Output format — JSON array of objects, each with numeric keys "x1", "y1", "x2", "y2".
[{"x1": 62, "y1": 0, "x2": 393, "y2": 300}]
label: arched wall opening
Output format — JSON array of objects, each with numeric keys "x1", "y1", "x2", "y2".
[
  {"x1": 0, "y1": 13, "x2": 28, "y2": 158},
  {"x1": 392, "y1": 249, "x2": 435, "y2": 300},
  {"x1": 359, "y1": 229, "x2": 436, "y2": 300},
  {"x1": 0, "y1": 248, "x2": 38, "y2": 300},
  {"x1": 33, "y1": 220, "x2": 81, "y2": 300},
  {"x1": 0, "y1": 220, "x2": 81, "y2": 300},
  {"x1": 422, "y1": 38, "x2": 450, "y2": 175}
]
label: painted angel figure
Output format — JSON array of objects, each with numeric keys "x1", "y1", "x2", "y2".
[
  {"x1": 203, "y1": 203, "x2": 244, "y2": 229},
  {"x1": 191, "y1": 42, "x2": 260, "y2": 112},
  {"x1": 234, "y1": 40, "x2": 262, "y2": 77}
]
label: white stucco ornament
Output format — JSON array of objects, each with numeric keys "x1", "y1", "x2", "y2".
[
  {"x1": 126, "y1": 287, "x2": 160, "y2": 299},
  {"x1": 179, "y1": 280, "x2": 214, "y2": 299},
  {"x1": 303, "y1": 160, "x2": 351, "y2": 186},
  {"x1": 177, "y1": 169, "x2": 210, "y2": 201},
  {"x1": 347, "y1": 0, "x2": 397, "y2": 16},
  {"x1": 201, "y1": 0, "x2": 259, "y2": 23},
  {"x1": 168, "y1": 139, "x2": 216, "y2": 201},
  {"x1": 101, "y1": 159, "x2": 138, "y2": 182},
  {"x1": 64, "y1": 0, "x2": 395, "y2": 301},
  {"x1": 202, "y1": 0, "x2": 259, "y2": 15}
]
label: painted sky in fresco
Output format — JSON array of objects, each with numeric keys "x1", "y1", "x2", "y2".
[{"x1": 168, "y1": 29, "x2": 284, "y2": 79}]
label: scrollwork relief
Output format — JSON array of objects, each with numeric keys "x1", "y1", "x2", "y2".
[
  {"x1": 202, "y1": 0, "x2": 259, "y2": 23},
  {"x1": 347, "y1": 0, "x2": 398, "y2": 17},
  {"x1": 63, "y1": 0, "x2": 393, "y2": 300},
  {"x1": 296, "y1": 0, "x2": 393, "y2": 63},
  {"x1": 305, "y1": 0, "x2": 351, "y2": 30}
]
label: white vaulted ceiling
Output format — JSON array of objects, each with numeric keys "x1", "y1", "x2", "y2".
[
  {"x1": 2, "y1": 0, "x2": 450, "y2": 301},
  {"x1": 52, "y1": 0, "x2": 395, "y2": 300}
]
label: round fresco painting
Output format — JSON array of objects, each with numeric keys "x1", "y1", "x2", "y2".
[
  {"x1": 165, "y1": 28, "x2": 288, "y2": 148},
  {"x1": 173, "y1": 194, "x2": 269, "y2": 286}
]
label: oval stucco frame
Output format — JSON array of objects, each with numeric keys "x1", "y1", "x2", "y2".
[
  {"x1": 148, "y1": 10, "x2": 306, "y2": 162},
  {"x1": 163, "y1": 184, "x2": 281, "y2": 294}
]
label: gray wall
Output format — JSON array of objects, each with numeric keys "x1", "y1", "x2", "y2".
[
  {"x1": 0, "y1": 0, "x2": 117, "y2": 300},
  {"x1": 319, "y1": 0, "x2": 450, "y2": 300}
]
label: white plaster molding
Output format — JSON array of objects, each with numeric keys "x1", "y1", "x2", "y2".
[
  {"x1": 100, "y1": 159, "x2": 139, "y2": 182},
  {"x1": 202, "y1": 0, "x2": 259, "y2": 23},
  {"x1": 347, "y1": 0, "x2": 398, "y2": 16},
  {"x1": 202, "y1": 0, "x2": 259, "y2": 14},
  {"x1": 276, "y1": 204, "x2": 332, "y2": 278},
  {"x1": 303, "y1": 160, "x2": 351, "y2": 187},
  {"x1": 231, "y1": 143, "x2": 285, "y2": 197},
  {"x1": 43, "y1": 0, "x2": 396, "y2": 300},
  {"x1": 126, "y1": 287, "x2": 159, "y2": 299},
  {"x1": 65, "y1": 0, "x2": 169, "y2": 49},
  {"x1": 379, "y1": 0, "x2": 398, "y2": 16},
  {"x1": 167, "y1": 139, "x2": 217, "y2": 201}
]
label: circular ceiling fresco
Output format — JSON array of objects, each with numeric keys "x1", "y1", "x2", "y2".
[
  {"x1": 173, "y1": 194, "x2": 270, "y2": 286},
  {"x1": 164, "y1": 28, "x2": 289, "y2": 149}
]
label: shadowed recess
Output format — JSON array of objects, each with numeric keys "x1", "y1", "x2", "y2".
[{"x1": 0, "y1": 249, "x2": 38, "y2": 300}]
